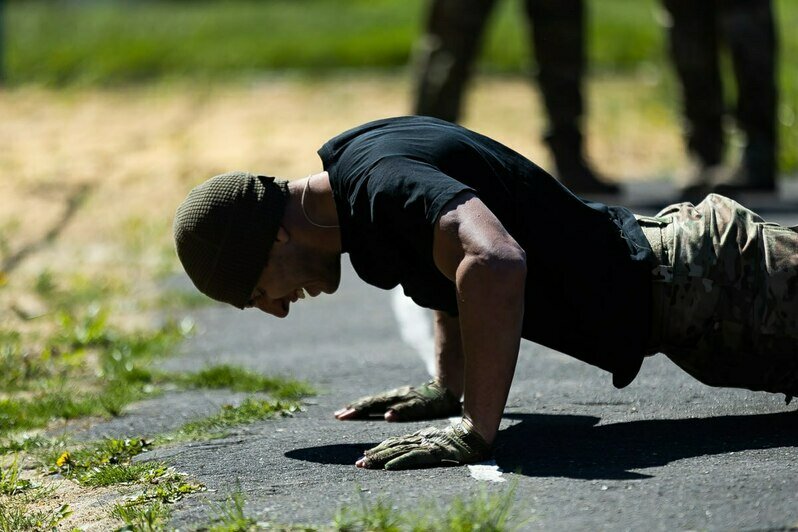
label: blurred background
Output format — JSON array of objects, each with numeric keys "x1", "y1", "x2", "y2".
[{"x1": 2, "y1": 0, "x2": 796, "y2": 170}]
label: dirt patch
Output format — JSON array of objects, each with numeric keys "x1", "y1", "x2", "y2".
[{"x1": 25, "y1": 476, "x2": 127, "y2": 531}]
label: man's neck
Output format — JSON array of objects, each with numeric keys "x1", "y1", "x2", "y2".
[{"x1": 288, "y1": 172, "x2": 342, "y2": 253}]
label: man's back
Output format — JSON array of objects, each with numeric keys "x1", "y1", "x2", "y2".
[{"x1": 319, "y1": 116, "x2": 653, "y2": 384}]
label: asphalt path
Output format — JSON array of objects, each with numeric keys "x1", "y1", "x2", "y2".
[{"x1": 86, "y1": 183, "x2": 798, "y2": 530}]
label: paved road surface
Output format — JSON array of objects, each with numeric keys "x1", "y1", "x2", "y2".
[{"x1": 86, "y1": 183, "x2": 798, "y2": 530}]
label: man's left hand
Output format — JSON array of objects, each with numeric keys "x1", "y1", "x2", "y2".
[{"x1": 356, "y1": 419, "x2": 491, "y2": 470}]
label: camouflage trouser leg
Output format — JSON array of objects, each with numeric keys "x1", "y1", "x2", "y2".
[{"x1": 638, "y1": 194, "x2": 798, "y2": 398}]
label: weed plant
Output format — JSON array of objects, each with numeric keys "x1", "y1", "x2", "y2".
[
  {"x1": 169, "y1": 397, "x2": 301, "y2": 442},
  {"x1": 0, "y1": 435, "x2": 54, "y2": 455},
  {"x1": 198, "y1": 482, "x2": 521, "y2": 531},
  {"x1": 78, "y1": 462, "x2": 160, "y2": 488},
  {"x1": 207, "y1": 490, "x2": 258, "y2": 532},
  {"x1": 334, "y1": 495, "x2": 403, "y2": 532},
  {"x1": 0, "y1": 459, "x2": 33, "y2": 496},
  {"x1": 174, "y1": 364, "x2": 315, "y2": 400},
  {"x1": 0, "y1": 501, "x2": 72, "y2": 532},
  {"x1": 50, "y1": 437, "x2": 152, "y2": 479},
  {"x1": 0, "y1": 270, "x2": 194, "y2": 436},
  {"x1": 112, "y1": 500, "x2": 168, "y2": 532},
  {"x1": 330, "y1": 482, "x2": 520, "y2": 532},
  {"x1": 0, "y1": 195, "x2": 312, "y2": 529}
]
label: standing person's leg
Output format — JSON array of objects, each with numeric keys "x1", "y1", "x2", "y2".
[
  {"x1": 714, "y1": 0, "x2": 778, "y2": 192},
  {"x1": 525, "y1": 0, "x2": 618, "y2": 194},
  {"x1": 647, "y1": 194, "x2": 798, "y2": 399},
  {"x1": 662, "y1": 0, "x2": 726, "y2": 201},
  {"x1": 412, "y1": 0, "x2": 497, "y2": 122}
]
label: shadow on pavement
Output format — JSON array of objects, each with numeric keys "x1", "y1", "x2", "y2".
[
  {"x1": 496, "y1": 411, "x2": 798, "y2": 480},
  {"x1": 282, "y1": 411, "x2": 798, "y2": 477},
  {"x1": 285, "y1": 443, "x2": 373, "y2": 465}
]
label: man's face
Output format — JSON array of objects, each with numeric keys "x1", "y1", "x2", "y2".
[{"x1": 246, "y1": 231, "x2": 341, "y2": 318}]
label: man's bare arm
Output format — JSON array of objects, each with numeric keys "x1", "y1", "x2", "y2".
[
  {"x1": 433, "y1": 309, "x2": 465, "y2": 399},
  {"x1": 432, "y1": 192, "x2": 526, "y2": 445},
  {"x1": 333, "y1": 307, "x2": 464, "y2": 422},
  {"x1": 356, "y1": 192, "x2": 525, "y2": 468}
]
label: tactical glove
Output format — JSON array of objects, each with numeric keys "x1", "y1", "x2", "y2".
[
  {"x1": 338, "y1": 380, "x2": 461, "y2": 421},
  {"x1": 359, "y1": 418, "x2": 491, "y2": 470}
]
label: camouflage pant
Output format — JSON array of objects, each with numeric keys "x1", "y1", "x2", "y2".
[{"x1": 638, "y1": 194, "x2": 798, "y2": 398}]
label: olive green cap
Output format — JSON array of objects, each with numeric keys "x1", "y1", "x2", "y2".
[{"x1": 173, "y1": 171, "x2": 289, "y2": 309}]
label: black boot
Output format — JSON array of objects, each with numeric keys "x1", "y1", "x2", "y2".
[
  {"x1": 678, "y1": 161, "x2": 723, "y2": 204},
  {"x1": 713, "y1": 139, "x2": 777, "y2": 195},
  {"x1": 547, "y1": 131, "x2": 619, "y2": 195}
]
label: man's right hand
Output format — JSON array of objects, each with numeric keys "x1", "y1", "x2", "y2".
[{"x1": 334, "y1": 380, "x2": 462, "y2": 422}]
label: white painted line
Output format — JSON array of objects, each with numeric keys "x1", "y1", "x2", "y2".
[
  {"x1": 468, "y1": 460, "x2": 506, "y2": 483},
  {"x1": 390, "y1": 287, "x2": 436, "y2": 376}
]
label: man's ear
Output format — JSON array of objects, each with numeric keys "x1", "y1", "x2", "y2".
[{"x1": 275, "y1": 225, "x2": 290, "y2": 244}]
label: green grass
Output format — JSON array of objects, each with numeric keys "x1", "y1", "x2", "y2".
[
  {"x1": 207, "y1": 490, "x2": 258, "y2": 532},
  {"x1": 78, "y1": 462, "x2": 160, "y2": 488},
  {"x1": 0, "y1": 309, "x2": 189, "y2": 434},
  {"x1": 43, "y1": 435, "x2": 204, "y2": 521},
  {"x1": 6, "y1": 0, "x2": 795, "y2": 82},
  {"x1": 333, "y1": 496, "x2": 403, "y2": 532},
  {"x1": 112, "y1": 500, "x2": 169, "y2": 532},
  {"x1": 0, "y1": 459, "x2": 33, "y2": 496},
  {"x1": 107, "y1": 465, "x2": 204, "y2": 529},
  {"x1": 334, "y1": 484, "x2": 521, "y2": 532},
  {"x1": 0, "y1": 502, "x2": 72, "y2": 532},
  {"x1": 123, "y1": 469, "x2": 205, "y2": 506},
  {"x1": 174, "y1": 365, "x2": 315, "y2": 400},
  {"x1": 5, "y1": 0, "x2": 425, "y2": 86},
  {"x1": 0, "y1": 435, "x2": 55, "y2": 456},
  {"x1": 198, "y1": 482, "x2": 522, "y2": 531},
  {"x1": 49, "y1": 437, "x2": 152, "y2": 478},
  {"x1": 0, "y1": 392, "x2": 108, "y2": 433},
  {"x1": 0, "y1": 332, "x2": 50, "y2": 392},
  {"x1": 168, "y1": 397, "x2": 301, "y2": 442}
]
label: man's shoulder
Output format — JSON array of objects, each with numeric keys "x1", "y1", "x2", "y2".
[{"x1": 321, "y1": 116, "x2": 471, "y2": 156}]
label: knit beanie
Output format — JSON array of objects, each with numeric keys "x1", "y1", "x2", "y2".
[{"x1": 173, "y1": 171, "x2": 289, "y2": 309}]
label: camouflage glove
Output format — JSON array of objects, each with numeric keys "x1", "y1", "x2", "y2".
[
  {"x1": 359, "y1": 418, "x2": 491, "y2": 470},
  {"x1": 339, "y1": 380, "x2": 461, "y2": 421}
]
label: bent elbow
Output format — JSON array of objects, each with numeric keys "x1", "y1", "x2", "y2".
[
  {"x1": 494, "y1": 242, "x2": 526, "y2": 281},
  {"x1": 465, "y1": 243, "x2": 527, "y2": 284}
]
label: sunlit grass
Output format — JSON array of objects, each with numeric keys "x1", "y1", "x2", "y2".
[
  {"x1": 7, "y1": 0, "x2": 794, "y2": 83},
  {"x1": 0, "y1": 392, "x2": 102, "y2": 433},
  {"x1": 175, "y1": 364, "x2": 315, "y2": 400},
  {"x1": 48, "y1": 437, "x2": 152, "y2": 479},
  {"x1": 199, "y1": 482, "x2": 523, "y2": 531},
  {"x1": 333, "y1": 484, "x2": 521, "y2": 532},
  {"x1": 207, "y1": 490, "x2": 258, "y2": 532},
  {"x1": 78, "y1": 462, "x2": 158, "y2": 488},
  {"x1": 111, "y1": 500, "x2": 168, "y2": 532},
  {"x1": 169, "y1": 397, "x2": 301, "y2": 442},
  {"x1": 0, "y1": 307, "x2": 190, "y2": 434},
  {"x1": 0, "y1": 501, "x2": 72, "y2": 532},
  {"x1": 6, "y1": 0, "x2": 424, "y2": 86},
  {"x1": 0, "y1": 459, "x2": 33, "y2": 496}
]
